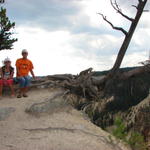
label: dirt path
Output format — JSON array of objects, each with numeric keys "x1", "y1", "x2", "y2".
[{"x1": 0, "y1": 88, "x2": 130, "y2": 150}]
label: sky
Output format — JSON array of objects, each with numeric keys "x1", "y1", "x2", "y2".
[{"x1": 0, "y1": 0, "x2": 150, "y2": 76}]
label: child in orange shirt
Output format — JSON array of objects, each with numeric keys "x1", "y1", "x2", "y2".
[{"x1": 16, "y1": 49, "x2": 35, "y2": 98}]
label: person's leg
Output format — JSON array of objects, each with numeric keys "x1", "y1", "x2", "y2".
[
  {"x1": 7, "y1": 79, "x2": 15, "y2": 97},
  {"x1": 23, "y1": 76, "x2": 31, "y2": 97},
  {"x1": 17, "y1": 77, "x2": 25, "y2": 98},
  {"x1": 0, "y1": 80, "x2": 3, "y2": 97}
]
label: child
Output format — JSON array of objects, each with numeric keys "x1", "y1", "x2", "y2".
[
  {"x1": 16, "y1": 49, "x2": 35, "y2": 98},
  {"x1": 0, "y1": 58, "x2": 15, "y2": 98}
]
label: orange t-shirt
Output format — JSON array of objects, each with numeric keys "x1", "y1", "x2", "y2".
[{"x1": 16, "y1": 58, "x2": 34, "y2": 77}]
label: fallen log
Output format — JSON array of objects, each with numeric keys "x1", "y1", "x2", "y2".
[{"x1": 47, "y1": 74, "x2": 74, "y2": 82}]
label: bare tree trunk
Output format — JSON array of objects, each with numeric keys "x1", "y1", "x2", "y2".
[{"x1": 109, "y1": 0, "x2": 147, "y2": 76}]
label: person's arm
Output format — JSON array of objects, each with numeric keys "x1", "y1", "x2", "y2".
[
  {"x1": 0, "y1": 67, "x2": 4, "y2": 79},
  {"x1": 10, "y1": 68, "x2": 14, "y2": 79},
  {"x1": 30, "y1": 69, "x2": 35, "y2": 79},
  {"x1": 29, "y1": 60, "x2": 35, "y2": 79},
  {"x1": 16, "y1": 67, "x2": 20, "y2": 77}
]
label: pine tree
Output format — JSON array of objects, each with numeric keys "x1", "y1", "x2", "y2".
[{"x1": 0, "y1": 7, "x2": 17, "y2": 51}]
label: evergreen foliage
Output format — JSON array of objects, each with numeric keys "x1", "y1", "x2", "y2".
[{"x1": 0, "y1": 7, "x2": 17, "y2": 51}]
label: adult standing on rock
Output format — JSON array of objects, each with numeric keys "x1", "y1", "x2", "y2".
[{"x1": 16, "y1": 49, "x2": 35, "y2": 98}]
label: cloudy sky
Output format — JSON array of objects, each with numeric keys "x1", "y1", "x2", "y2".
[{"x1": 0, "y1": 0, "x2": 150, "y2": 76}]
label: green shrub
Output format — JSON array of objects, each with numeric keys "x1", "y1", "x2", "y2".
[
  {"x1": 112, "y1": 117, "x2": 147, "y2": 150},
  {"x1": 128, "y1": 132, "x2": 147, "y2": 150},
  {"x1": 112, "y1": 117, "x2": 127, "y2": 141}
]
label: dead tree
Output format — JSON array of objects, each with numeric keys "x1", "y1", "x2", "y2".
[{"x1": 98, "y1": 0, "x2": 148, "y2": 77}]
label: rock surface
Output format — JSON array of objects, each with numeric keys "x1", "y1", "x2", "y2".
[
  {"x1": 0, "y1": 107, "x2": 15, "y2": 121},
  {"x1": 0, "y1": 88, "x2": 130, "y2": 150}
]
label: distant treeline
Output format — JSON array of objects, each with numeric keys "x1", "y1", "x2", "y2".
[{"x1": 93, "y1": 66, "x2": 139, "y2": 76}]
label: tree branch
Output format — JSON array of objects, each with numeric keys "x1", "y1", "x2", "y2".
[
  {"x1": 132, "y1": 4, "x2": 149, "y2": 12},
  {"x1": 132, "y1": 5, "x2": 138, "y2": 10},
  {"x1": 110, "y1": 0, "x2": 134, "y2": 22},
  {"x1": 98, "y1": 13, "x2": 128, "y2": 36},
  {"x1": 143, "y1": 10, "x2": 149, "y2": 12}
]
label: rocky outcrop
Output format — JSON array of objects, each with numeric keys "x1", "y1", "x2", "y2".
[{"x1": 24, "y1": 90, "x2": 130, "y2": 150}]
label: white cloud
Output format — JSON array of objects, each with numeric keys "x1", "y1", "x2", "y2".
[
  {"x1": 0, "y1": 0, "x2": 149, "y2": 76},
  {"x1": 122, "y1": 51, "x2": 148, "y2": 67}
]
